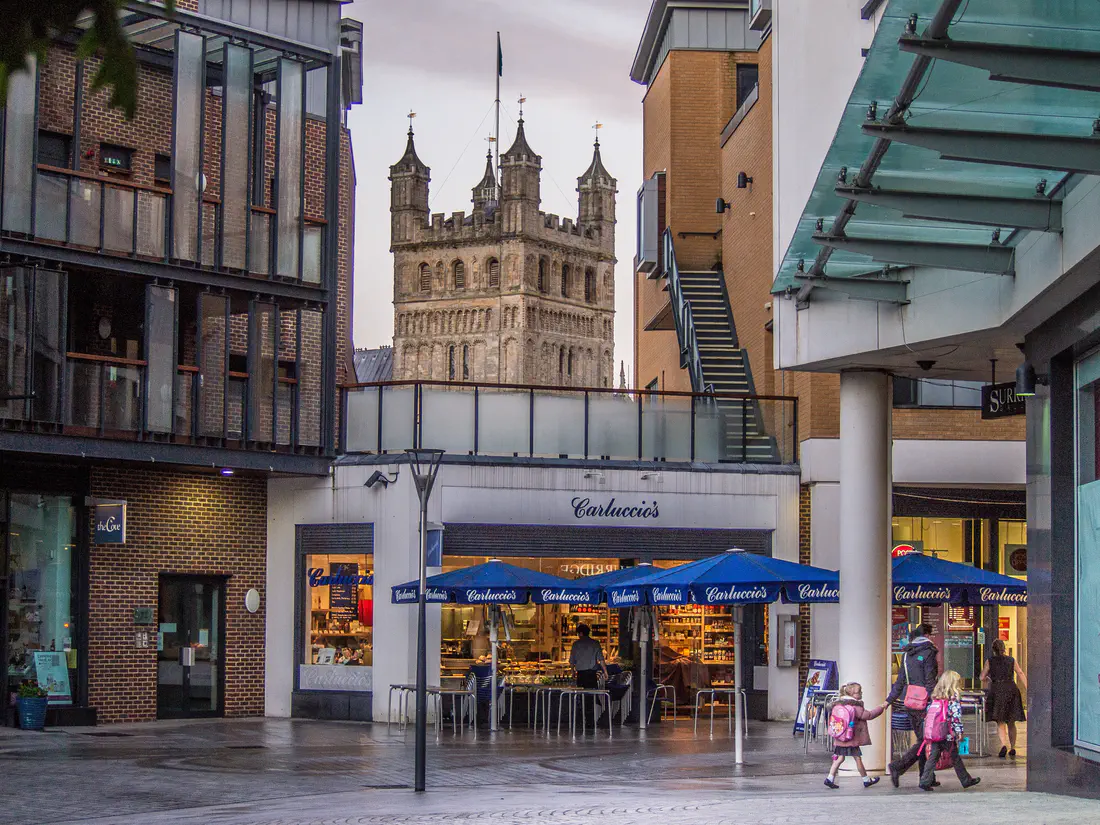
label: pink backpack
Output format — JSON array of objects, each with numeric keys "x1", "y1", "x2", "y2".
[
  {"x1": 828, "y1": 703, "x2": 857, "y2": 742},
  {"x1": 923, "y1": 699, "x2": 949, "y2": 742}
]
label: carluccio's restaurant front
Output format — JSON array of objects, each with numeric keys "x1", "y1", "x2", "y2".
[
  {"x1": 891, "y1": 488, "x2": 1027, "y2": 692},
  {"x1": 265, "y1": 459, "x2": 804, "y2": 724}
]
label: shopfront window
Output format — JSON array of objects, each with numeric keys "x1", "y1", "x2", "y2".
[
  {"x1": 438, "y1": 556, "x2": 761, "y2": 697},
  {"x1": 5, "y1": 494, "x2": 77, "y2": 707},
  {"x1": 299, "y1": 554, "x2": 373, "y2": 693},
  {"x1": 996, "y1": 520, "x2": 1028, "y2": 680},
  {"x1": 1074, "y1": 348, "x2": 1100, "y2": 753}
]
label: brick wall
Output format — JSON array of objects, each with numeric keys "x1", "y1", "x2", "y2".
[
  {"x1": 798, "y1": 483, "x2": 811, "y2": 691},
  {"x1": 87, "y1": 468, "x2": 266, "y2": 723}
]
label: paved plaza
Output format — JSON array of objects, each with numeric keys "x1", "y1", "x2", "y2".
[{"x1": 1, "y1": 718, "x2": 1097, "y2": 824}]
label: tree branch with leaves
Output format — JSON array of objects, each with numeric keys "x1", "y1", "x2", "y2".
[{"x1": 0, "y1": 0, "x2": 175, "y2": 120}]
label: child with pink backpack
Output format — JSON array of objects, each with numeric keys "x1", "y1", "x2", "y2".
[
  {"x1": 823, "y1": 682, "x2": 889, "y2": 789},
  {"x1": 918, "y1": 670, "x2": 981, "y2": 791}
]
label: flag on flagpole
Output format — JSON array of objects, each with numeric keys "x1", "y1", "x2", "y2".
[{"x1": 497, "y1": 32, "x2": 503, "y2": 77}]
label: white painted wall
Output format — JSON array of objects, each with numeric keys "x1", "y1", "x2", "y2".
[
  {"x1": 267, "y1": 463, "x2": 804, "y2": 721},
  {"x1": 772, "y1": 0, "x2": 880, "y2": 270},
  {"x1": 800, "y1": 437, "x2": 1025, "y2": 486}
]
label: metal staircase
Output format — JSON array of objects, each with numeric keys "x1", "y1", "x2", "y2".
[{"x1": 662, "y1": 230, "x2": 779, "y2": 463}]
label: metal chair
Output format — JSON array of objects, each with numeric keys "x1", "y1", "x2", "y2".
[
  {"x1": 648, "y1": 683, "x2": 677, "y2": 723},
  {"x1": 693, "y1": 687, "x2": 748, "y2": 736}
]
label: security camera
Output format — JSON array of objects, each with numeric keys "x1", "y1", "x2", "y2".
[
  {"x1": 917, "y1": 360, "x2": 936, "y2": 372},
  {"x1": 364, "y1": 469, "x2": 399, "y2": 489}
]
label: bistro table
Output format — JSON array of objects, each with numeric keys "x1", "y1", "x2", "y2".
[
  {"x1": 693, "y1": 687, "x2": 748, "y2": 737},
  {"x1": 388, "y1": 683, "x2": 417, "y2": 727},
  {"x1": 429, "y1": 685, "x2": 476, "y2": 734}
]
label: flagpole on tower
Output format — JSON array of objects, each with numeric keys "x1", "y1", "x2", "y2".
[{"x1": 495, "y1": 31, "x2": 502, "y2": 196}]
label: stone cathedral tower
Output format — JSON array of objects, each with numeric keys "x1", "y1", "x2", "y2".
[{"x1": 389, "y1": 119, "x2": 617, "y2": 387}]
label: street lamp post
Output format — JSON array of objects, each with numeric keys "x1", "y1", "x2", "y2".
[{"x1": 407, "y1": 448, "x2": 444, "y2": 793}]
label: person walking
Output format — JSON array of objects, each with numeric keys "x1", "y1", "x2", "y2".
[
  {"x1": 980, "y1": 638, "x2": 1027, "y2": 758},
  {"x1": 886, "y1": 624, "x2": 939, "y2": 787},
  {"x1": 918, "y1": 670, "x2": 981, "y2": 791},
  {"x1": 823, "y1": 682, "x2": 888, "y2": 789}
]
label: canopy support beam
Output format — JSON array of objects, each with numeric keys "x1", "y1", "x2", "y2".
[
  {"x1": 812, "y1": 232, "x2": 1015, "y2": 275},
  {"x1": 898, "y1": 34, "x2": 1100, "y2": 93},
  {"x1": 835, "y1": 184, "x2": 1062, "y2": 232},
  {"x1": 862, "y1": 122, "x2": 1100, "y2": 177},
  {"x1": 794, "y1": 272, "x2": 909, "y2": 303}
]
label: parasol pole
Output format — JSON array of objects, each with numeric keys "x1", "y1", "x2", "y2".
[
  {"x1": 489, "y1": 604, "x2": 499, "y2": 732},
  {"x1": 639, "y1": 608, "x2": 648, "y2": 730},
  {"x1": 734, "y1": 605, "x2": 744, "y2": 765}
]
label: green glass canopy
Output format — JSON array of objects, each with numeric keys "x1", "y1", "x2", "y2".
[{"x1": 773, "y1": 0, "x2": 1100, "y2": 300}]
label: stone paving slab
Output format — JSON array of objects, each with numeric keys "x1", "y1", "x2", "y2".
[{"x1": 0, "y1": 718, "x2": 1091, "y2": 825}]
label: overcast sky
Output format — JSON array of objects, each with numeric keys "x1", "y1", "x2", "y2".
[{"x1": 344, "y1": 0, "x2": 651, "y2": 384}]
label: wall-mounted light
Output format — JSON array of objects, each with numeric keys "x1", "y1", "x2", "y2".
[
  {"x1": 716, "y1": 197, "x2": 731, "y2": 214},
  {"x1": 736, "y1": 172, "x2": 753, "y2": 189},
  {"x1": 1015, "y1": 362, "x2": 1038, "y2": 397},
  {"x1": 220, "y1": 467, "x2": 234, "y2": 476}
]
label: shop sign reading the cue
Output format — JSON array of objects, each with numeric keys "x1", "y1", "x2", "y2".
[{"x1": 93, "y1": 502, "x2": 127, "y2": 544}]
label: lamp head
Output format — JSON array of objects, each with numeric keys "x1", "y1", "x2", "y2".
[
  {"x1": 716, "y1": 197, "x2": 730, "y2": 214},
  {"x1": 736, "y1": 171, "x2": 753, "y2": 189},
  {"x1": 1015, "y1": 362, "x2": 1037, "y2": 397}
]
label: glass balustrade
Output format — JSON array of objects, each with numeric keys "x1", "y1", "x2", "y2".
[{"x1": 344, "y1": 381, "x2": 798, "y2": 464}]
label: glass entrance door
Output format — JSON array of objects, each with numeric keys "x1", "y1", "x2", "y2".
[{"x1": 157, "y1": 576, "x2": 224, "y2": 718}]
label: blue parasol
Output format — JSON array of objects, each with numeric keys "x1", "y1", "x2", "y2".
[
  {"x1": 606, "y1": 549, "x2": 839, "y2": 607},
  {"x1": 892, "y1": 553, "x2": 1027, "y2": 605},
  {"x1": 390, "y1": 559, "x2": 600, "y2": 605}
]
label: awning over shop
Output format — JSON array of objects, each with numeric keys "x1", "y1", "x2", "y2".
[{"x1": 773, "y1": 0, "x2": 1100, "y2": 305}]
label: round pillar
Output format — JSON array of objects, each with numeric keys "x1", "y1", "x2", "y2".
[{"x1": 838, "y1": 370, "x2": 892, "y2": 771}]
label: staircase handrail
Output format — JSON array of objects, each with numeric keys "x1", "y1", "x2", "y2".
[{"x1": 662, "y1": 229, "x2": 707, "y2": 394}]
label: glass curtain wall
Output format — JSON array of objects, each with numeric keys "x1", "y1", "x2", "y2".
[
  {"x1": 197, "y1": 293, "x2": 228, "y2": 438},
  {"x1": 4, "y1": 494, "x2": 77, "y2": 711},
  {"x1": 221, "y1": 44, "x2": 252, "y2": 271},
  {"x1": 275, "y1": 59, "x2": 304, "y2": 280},
  {"x1": 172, "y1": 31, "x2": 205, "y2": 263},
  {"x1": 2, "y1": 56, "x2": 37, "y2": 235},
  {"x1": 248, "y1": 302, "x2": 276, "y2": 442},
  {"x1": 145, "y1": 285, "x2": 177, "y2": 433},
  {"x1": 0, "y1": 267, "x2": 66, "y2": 424},
  {"x1": 1075, "y1": 348, "x2": 1100, "y2": 754}
]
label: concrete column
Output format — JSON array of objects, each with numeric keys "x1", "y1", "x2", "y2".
[{"x1": 838, "y1": 370, "x2": 892, "y2": 770}]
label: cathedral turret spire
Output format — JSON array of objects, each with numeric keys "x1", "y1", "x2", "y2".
[{"x1": 472, "y1": 148, "x2": 498, "y2": 210}]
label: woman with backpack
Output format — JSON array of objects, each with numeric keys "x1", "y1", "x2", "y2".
[
  {"x1": 823, "y1": 682, "x2": 889, "y2": 789},
  {"x1": 980, "y1": 639, "x2": 1027, "y2": 758},
  {"x1": 918, "y1": 670, "x2": 981, "y2": 791}
]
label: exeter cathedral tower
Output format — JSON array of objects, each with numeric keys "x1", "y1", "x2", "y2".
[{"x1": 389, "y1": 117, "x2": 617, "y2": 386}]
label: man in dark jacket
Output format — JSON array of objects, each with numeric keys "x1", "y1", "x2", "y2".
[{"x1": 886, "y1": 624, "x2": 939, "y2": 786}]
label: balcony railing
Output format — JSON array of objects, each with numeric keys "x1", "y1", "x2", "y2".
[
  {"x1": 29, "y1": 166, "x2": 324, "y2": 282},
  {"x1": 3, "y1": 353, "x2": 306, "y2": 452},
  {"x1": 343, "y1": 381, "x2": 798, "y2": 465}
]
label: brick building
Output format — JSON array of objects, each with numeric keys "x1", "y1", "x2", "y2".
[
  {"x1": 389, "y1": 119, "x2": 617, "y2": 387},
  {"x1": 0, "y1": 0, "x2": 362, "y2": 725},
  {"x1": 630, "y1": 0, "x2": 1027, "y2": 699}
]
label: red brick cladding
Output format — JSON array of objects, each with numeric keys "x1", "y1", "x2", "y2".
[{"x1": 87, "y1": 467, "x2": 266, "y2": 723}]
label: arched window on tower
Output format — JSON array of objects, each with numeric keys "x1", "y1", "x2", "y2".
[
  {"x1": 538, "y1": 257, "x2": 548, "y2": 293},
  {"x1": 448, "y1": 345, "x2": 456, "y2": 380},
  {"x1": 559, "y1": 347, "x2": 565, "y2": 378},
  {"x1": 488, "y1": 258, "x2": 500, "y2": 288},
  {"x1": 567, "y1": 348, "x2": 574, "y2": 378},
  {"x1": 561, "y1": 264, "x2": 570, "y2": 297},
  {"x1": 453, "y1": 260, "x2": 465, "y2": 290},
  {"x1": 419, "y1": 263, "x2": 432, "y2": 293},
  {"x1": 462, "y1": 344, "x2": 470, "y2": 380},
  {"x1": 584, "y1": 268, "x2": 596, "y2": 303}
]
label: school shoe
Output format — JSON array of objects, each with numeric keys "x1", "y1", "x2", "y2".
[
  {"x1": 1009, "y1": 749, "x2": 1017, "y2": 758},
  {"x1": 888, "y1": 764, "x2": 900, "y2": 788},
  {"x1": 962, "y1": 777, "x2": 981, "y2": 789},
  {"x1": 998, "y1": 746, "x2": 1008, "y2": 758},
  {"x1": 824, "y1": 778, "x2": 840, "y2": 789},
  {"x1": 863, "y1": 777, "x2": 880, "y2": 789},
  {"x1": 918, "y1": 783, "x2": 935, "y2": 792}
]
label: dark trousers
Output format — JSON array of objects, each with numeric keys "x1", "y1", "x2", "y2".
[
  {"x1": 890, "y1": 709, "x2": 928, "y2": 775},
  {"x1": 577, "y1": 669, "x2": 600, "y2": 726},
  {"x1": 919, "y1": 741, "x2": 973, "y2": 788}
]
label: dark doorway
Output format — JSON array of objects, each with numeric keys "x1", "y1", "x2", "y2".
[{"x1": 157, "y1": 575, "x2": 225, "y2": 719}]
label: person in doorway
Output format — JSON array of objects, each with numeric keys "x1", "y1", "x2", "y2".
[
  {"x1": 823, "y1": 682, "x2": 888, "y2": 789},
  {"x1": 980, "y1": 638, "x2": 1027, "y2": 758},
  {"x1": 570, "y1": 623, "x2": 609, "y2": 728},
  {"x1": 918, "y1": 670, "x2": 981, "y2": 791},
  {"x1": 886, "y1": 623, "x2": 939, "y2": 787}
]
